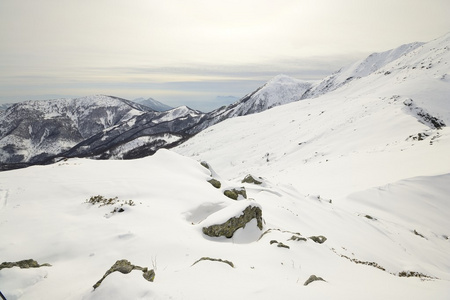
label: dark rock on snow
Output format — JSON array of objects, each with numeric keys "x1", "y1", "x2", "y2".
[
  {"x1": 202, "y1": 205, "x2": 263, "y2": 238},
  {"x1": 223, "y1": 187, "x2": 247, "y2": 200},
  {"x1": 93, "y1": 259, "x2": 155, "y2": 290},
  {"x1": 0, "y1": 259, "x2": 51, "y2": 270},
  {"x1": 304, "y1": 275, "x2": 326, "y2": 286}
]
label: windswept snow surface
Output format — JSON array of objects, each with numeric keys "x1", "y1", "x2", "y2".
[{"x1": 0, "y1": 150, "x2": 449, "y2": 299}]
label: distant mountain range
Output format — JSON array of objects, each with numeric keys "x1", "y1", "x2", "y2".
[
  {"x1": 132, "y1": 97, "x2": 173, "y2": 111},
  {"x1": 0, "y1": 35, "x2": 445, "y2": 170},
  {"x1": 0, "y1": 103, "x2": 13, "y2": 111}
]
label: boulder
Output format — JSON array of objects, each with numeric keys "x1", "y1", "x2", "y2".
[
  {"x1": 289, "y1": 235, "x2": 307, "y2": 242},
  {"x1": 304, "y1": 275, "x2": 326, "y2": 286},
  {"x1": 309, "y1": 235, "x2": 327, "y2": 244},
  {"x1": 207, "y1": 178, "x2": 221, "y2": 189},
  {"x1": 241, "y1": 174, "x2": 262, "y2": 185},
  {"x1": 223, "y1": 187, "x2": 247, "y2": 200},
  {"x1": 202, "y1": 205, "x2": 263, "y2": 238}
]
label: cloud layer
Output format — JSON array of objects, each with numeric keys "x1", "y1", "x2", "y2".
[{"x1": 1, "y1": 0, "x2": 449, "y2": 111}]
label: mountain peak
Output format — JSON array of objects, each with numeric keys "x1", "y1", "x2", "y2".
[{"x1": 133, "y1": 97, "x2": 173, "y2": 111}]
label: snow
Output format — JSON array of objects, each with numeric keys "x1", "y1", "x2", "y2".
[
  {"x1": 152, "y1": 106, "x2": 202, "y2": 124},
  {"x1": 0, "y1": 95, "x2": 149, "y2": 164},
  {"x1": 109, "y1": 134, "x2": 182, "y2": 159},
  {"x1": 1, "y1": 34, "x2": 450, "y2": 299},
  {"x1": 133, "y1": 97, "x2": 173, "y2": 112},
  {"x1": 1, "y1": 150, "x2": 449, "y2": 299},
  {"x1": 304, "y1": 42, "x2": 424, "y2": 98},
  {"x1": 248, "y1": 74, "x2": 312, "y2": 110}
]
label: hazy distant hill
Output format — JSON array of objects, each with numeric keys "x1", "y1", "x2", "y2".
[{"x1": 133, "y1": 97, "x2": 173, "y2": 111}]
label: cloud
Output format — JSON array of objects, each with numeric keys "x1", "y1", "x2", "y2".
[{"x1": 1, "y1": 0, "x2": 449, "y2": 110}]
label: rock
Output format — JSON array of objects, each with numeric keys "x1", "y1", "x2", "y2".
[
  {"x1": 202, "y1": 205, "x2": 263, "y2": 238},
  {"x1": 269, "y1": 240, "x2": 290, "y2": 249},
  {"x1": 223, "y1": 187, "x2": 247, "y2": 200},
  {"x1": 413, "y1": 229, "x2": 426, "y2": 238},
  {"x1": 241, "y1": 174, "x2": 262, "y2": 185},
  {"x1": 201, "y1": 161, "x2": 210, "y2": 169},
  {"x1": 208, "y1": 178, "x2": 221, "y2": 189},
  {"x1": 143, "y1": 269, "x2": 156, "y2": 282},
  {"x1": 192, "y1": 257, "x2": 235, "y2": 268},
  {"x1": 398, "y1": 271, "x2": 433, "y2": 279},
  {"x1": 277, "y1": 242, "x2": 290, "y2": 249},
  {"x1": 0, "y1": 259, "x2": 51, "y2": 270},
  {"x1": 309, "y1": 235, "x2": 327, "y2": 244},
  {"x1": 304, "y1": 275, "x2": 325, "y2": 286},
  {"x1": 93, "y1": 259, "x2": 155, "y2": 290},
  {"x1": 289, "y1": 235, "x2": 307, "y2": 242}
]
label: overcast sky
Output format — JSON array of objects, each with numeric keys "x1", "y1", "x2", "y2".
[{"x1": 1, "y1": 0, "x2": 449, "y2": 111}]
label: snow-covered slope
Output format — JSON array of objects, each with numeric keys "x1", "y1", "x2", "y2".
[
  {"x1": 0, "y1": 151, "x2": 448, "y2": 299},
  {"x1": 1, "y1": 34, "x2": 450, "y2": 299},
  {"x1": 236, "y1": 74, "x2": 312, "y2": 114},
  {"x1": 133, "y1": 97, "x2": 173, "y2": 111},
  {"x1": 187, "y1": 74, "x2": 312, "y2": 134},
  {"x1": 302, "y1": 42, "x2": 424, "y2": 99},
  {"x1": 176, "y1": 33, "x2": 450, "y2": 198}
]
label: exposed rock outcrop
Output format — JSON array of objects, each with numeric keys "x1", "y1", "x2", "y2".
[
  {"x1": 289, "y1": 235, "x2": 307, "y2": 242},
  {"x1": 223, "y1": 187, "x2": 247, "y2": 200},
  {"x1": 269, "y1": 240, "x2": 290, "y2": 249},
  {"x1": 0, "y1": 259, "x2": 51, "y2": 270},
  {"x1": 208, "y1": 179, "x2": 221, "y2": 189},
  {"x1": 304, "y1": 275, "x2": 326, "y2": 286},
  {"x1": 241, "y1": 174, "x2": 262, "y2": 185},
  {"x1": 202, "y1": 205, "x2": 263, "y2": 238},
  {"x1": 309, "y1": 235, "x2": 327, "y2": 244},
  {"x1": 192, "y1": 257, "x2": 235, "y2": 268},
  {"x1": 93, "y1": 259, "x2": 155, "y2": 290}
]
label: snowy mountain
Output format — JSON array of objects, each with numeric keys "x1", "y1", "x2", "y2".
[
  {"x1": 0, "y1": 102, "x2": 14, "y2": 111},
  {"x1": 187, "y1": 74, "x2": 312, "y2": 134},
  {"x1": 1, "y1": 34, "x2": 450, "y2": 299},
  {"x1": 59, "y1": 105, "x2": 204, "y2": 160},
  {"x1": 176, "y1": 33, "x2": 450, "y2": 197},
  {"x1": 0, "y1": 76, "x2": 311, "y2": 169},
  {"x1": 133, "y1": 97, "x2": 173, "y2": 111},
  {"x1": 302, "y1": 42, "x2": 424, "y2": 99},
  {"x1": 0, "y1": 35, "x2": 447, "y2": 172},
  {"x1": 0, "y1": 95, "x2": 151, "y2": 169},
  {"x1": 0, "y1": 95, "x2": 206, "y2": 168}
]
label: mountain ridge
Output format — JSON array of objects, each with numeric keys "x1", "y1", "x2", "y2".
[
  {"x1": 133, "y1": 97, "x2": 173, "y2": 111},
  {"x1": 1, "y1": 34, "x2": 448, "y2": 170}
]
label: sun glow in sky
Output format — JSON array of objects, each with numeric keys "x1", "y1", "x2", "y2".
[{"x1": 1, "y1": 0, "x2": 449, "y2": 111}]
